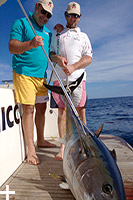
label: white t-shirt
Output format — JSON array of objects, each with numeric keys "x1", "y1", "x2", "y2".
[{"x1": 50, "y1": 27, "x2": 93, "y2": 82}]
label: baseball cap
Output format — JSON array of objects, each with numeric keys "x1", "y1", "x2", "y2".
[
  {"x1": 38, "y1": 0, "x2": 54, "y2": 15},
  {"x1": 66, "y1": 2, "x2": 81, "y2": 16}
]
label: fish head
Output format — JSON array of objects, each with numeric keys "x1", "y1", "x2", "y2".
[
  {"x1": 71, "y1": 133, "x2": 126, "y2": 200},
  {"x1": 64, "y1": 136, "x2": 125, "y2": 199},
  {"x1": 73, "y1": 157, "x2": 125, "y2": 200}
]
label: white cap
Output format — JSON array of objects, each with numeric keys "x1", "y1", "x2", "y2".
[
  {"x1": 66, "y1": 2, "x2": 81, "y2": 16},
  {"x1": 38, "y1": 0, "x2": 54, "y2": 15}
]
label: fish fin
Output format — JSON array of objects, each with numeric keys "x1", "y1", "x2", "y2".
[
  {"x1": 49, "y1": 173, "x2": 60, "y2": 179},
  {"x1": 94, "y1": 123, "x2": 104, "y2": 137},
  {"x1": 59, "y1": 182, "x2": 70, "y2": 190},
  {"x1": 43, "y1": 73, "x2": 84, "y2": 95},
  {"x1": 109, "y1": 149, "x2": 117, "y2": 161},
  {"x1": 49, "y1": 173, "x2": 67, "y2": 181},
  {"x1": 60, "y1": 175, "x2": 67, "y2": 182},
  {"x1": 43, "y1": 83, "x2": 64, "y2": 95},
  {"x1": 66, "y1": 72, "x2": 84, "y2": 94}
]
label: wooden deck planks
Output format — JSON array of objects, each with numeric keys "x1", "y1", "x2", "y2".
[
  {"x1": 0, "y1": 142, "x2": 75, "y2": 200},
  {"x1": 0, "y1": 136, "x2": 133, "y2": 200}
]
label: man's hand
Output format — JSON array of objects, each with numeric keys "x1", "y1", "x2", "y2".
[
  {"x1": 63, "y1": 55, "x2": 92, "y2": 76},
  {"x1": 9, "y1": 36, "x2": 44, "y2": 54},
  {"x1": 50, "y1": 52, "x2": 68, "y2": 67},
  {"x1": 30, "y1": 36, "x2": 44, "y2": 48},
  {"x1": 54, "y1": 24, "x2": 64, "y2": 33},
  {"x1": 63, "y1": 65, "x2": 75, "y2": 76},
  {"x1": 58, "y1": 56, "x2": 68, "y2": 67}
]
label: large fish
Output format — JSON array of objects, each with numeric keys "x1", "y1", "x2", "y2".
[
  {"x1": 63, "y1": 103, "x2": 126, "y2": 200},
  {"x1": 44, "y1": 74, "x2": 126, "y2": 199}
]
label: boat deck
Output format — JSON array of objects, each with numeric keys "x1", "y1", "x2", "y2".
[{"x1": 0, "y1": 135, "x2": 133, "y2": 200}]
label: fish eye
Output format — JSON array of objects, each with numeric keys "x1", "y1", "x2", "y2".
[{"x1": 102, "y1": 183, "x2": 113, "y2": 195}]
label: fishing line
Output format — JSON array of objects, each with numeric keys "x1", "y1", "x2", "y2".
[{"x1": 48, "y1": 32, "x2": 60, "y2": 85}]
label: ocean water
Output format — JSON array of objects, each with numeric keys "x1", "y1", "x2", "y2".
[{"x1": 86, "y1": 96, "x2": 133, "y2": 147}]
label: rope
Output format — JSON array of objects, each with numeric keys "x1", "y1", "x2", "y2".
[{"x1": 48, "y1": 32, "x2": 60, "y2": 85}]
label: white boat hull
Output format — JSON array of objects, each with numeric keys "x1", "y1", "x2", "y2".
[
  {"x1": 0, "y1": 88, "x2": 25, "y2": 186},
  {"x1": 0, "y1": 88, "x2": 59, "y2": 186}
]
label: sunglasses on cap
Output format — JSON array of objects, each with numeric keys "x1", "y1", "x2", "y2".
[
  {"x1": 65, "y1": 13, "x2": 80, "y2": 19},
  {"x1": 41, "y1": 9, "x2": 52, "y2": 19}
]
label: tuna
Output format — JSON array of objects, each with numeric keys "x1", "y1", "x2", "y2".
[{"x1": 63, "y1": 103, "x2": 126, "y2": 200}]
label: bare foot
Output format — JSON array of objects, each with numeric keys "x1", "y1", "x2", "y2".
[
  {"x1": 37, "y1": 140, "x2": 56, "y2": 148},
  {"x1": 27, "y1": 154, "x2": 40, "y2": 165},
  {"x1": 55, "y1": 152, "x2": 63, "y2": 161},
  {"x1": 55, "y1": 144, "x2": 65, "y2": 161}
]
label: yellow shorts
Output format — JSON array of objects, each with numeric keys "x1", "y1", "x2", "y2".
[{"x1": 13, "y1": 70, "x2": 49, "y2": 105}]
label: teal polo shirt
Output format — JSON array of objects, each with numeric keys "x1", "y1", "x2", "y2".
[{"x1": 10, "y1": 12, "x2": 52, "y2": 78}]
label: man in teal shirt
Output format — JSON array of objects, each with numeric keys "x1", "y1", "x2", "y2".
[
  {"x1": 9, "y1": 0, "x2": 56, "y2": 165},
  {"x1": 10, "y1": 11, "x2": 50, "y2": 78}
]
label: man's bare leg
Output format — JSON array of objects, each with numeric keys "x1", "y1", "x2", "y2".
[
  {"x1": 55, "y1": 107, "x2": 66, "y2": 161},
  {"x1": 35, "y1": 103, "x2": 56, "y2": 148},
  {"x1": 22, "y1": 104, "x2": 40, "y2": 165},
  {"x1": 56, "y1": 107, "x2": 86, "y2": 161},
  {"x1": 76, "y1": 107, "x2": 86, "y2": 125}
]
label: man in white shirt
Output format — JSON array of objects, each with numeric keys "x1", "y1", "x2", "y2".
[{"x1": 50, "y1": 2, "x2": 93, "y2": 160}]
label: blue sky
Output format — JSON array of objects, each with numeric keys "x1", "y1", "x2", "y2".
[{"x1": 0, "y1": 0, "x2": 133, "y2": 99}]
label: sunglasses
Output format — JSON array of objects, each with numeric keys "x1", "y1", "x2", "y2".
[
  {"x1": 41, "y1": 9, "x2": 52, "y2": 19},
  {"x1": 66, "y1": 13, "x2": 80, "y2": 19}
]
